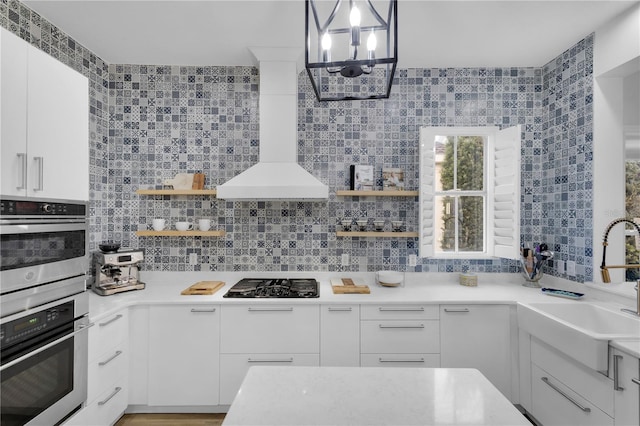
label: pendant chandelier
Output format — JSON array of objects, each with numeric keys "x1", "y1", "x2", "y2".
[{"x1": 305, "y1": 0, "x2": 398, "y2": 102}]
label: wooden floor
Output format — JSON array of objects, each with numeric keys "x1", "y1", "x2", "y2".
[{"x1": 115, "y1": 413, "x2": 226, "y2": 426}]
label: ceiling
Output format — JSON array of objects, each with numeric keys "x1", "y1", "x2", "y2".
[{"x1": 23, "y1": 0, "x2": 638, "y2": 68}]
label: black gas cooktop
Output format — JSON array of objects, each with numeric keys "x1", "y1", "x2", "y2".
[{"x1": 223, "y1": 278, "x2": 319, "y2": 298}]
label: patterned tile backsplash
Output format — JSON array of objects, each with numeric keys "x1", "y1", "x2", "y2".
[{"x1": 2, "y1": 0, "x2": 593, "y2": 280}]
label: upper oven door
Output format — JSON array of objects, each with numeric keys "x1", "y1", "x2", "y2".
[{"x1": 0, "y1": 220, "x2": 88, "y2": 294}]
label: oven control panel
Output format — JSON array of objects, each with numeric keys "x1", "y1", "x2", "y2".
[
  {"x1": 1, "y1": 301, "x2": 75, "y2": 347},
  {"x1": 1, "y1": 199, "x2": 86, "y2": 217}
]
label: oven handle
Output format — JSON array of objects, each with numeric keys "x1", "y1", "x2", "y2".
[
  {"x1": 0, "y1": 321, "x2": 94, "y2": 372},
  {"x1": 0, "y1": 221, "x2": 86, "y2": 234}
]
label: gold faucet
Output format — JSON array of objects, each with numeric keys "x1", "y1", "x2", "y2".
[{"x1": 600, "y1": 218, "x2": 640, "y2": 283}]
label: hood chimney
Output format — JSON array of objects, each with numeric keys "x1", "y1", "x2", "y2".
[{"x1": 216, "y1": 47, "x2": 329, "y2": 200}]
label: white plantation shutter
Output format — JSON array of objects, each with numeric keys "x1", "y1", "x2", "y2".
[
  {"x1": 491, "y1": 125, "x2": 521, "y2": 259},
  {"x1": 419, "y1": 128, "x2": 435, "y2": 257}
]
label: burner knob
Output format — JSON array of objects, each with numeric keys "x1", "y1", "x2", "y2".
[{"x1": 42, "y1": 204, "x2": 53, "y2": 213}]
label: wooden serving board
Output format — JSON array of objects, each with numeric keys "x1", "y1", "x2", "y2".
[
  {"x1": 181, "y1": 281, "x2": 225, "y2": 295},
  {"x1": 331, "y1": 278, "x2": 370, "y2": 294}
]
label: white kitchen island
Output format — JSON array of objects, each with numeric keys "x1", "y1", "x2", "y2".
[{"x1": 222, "y1": 366, "x2": 530, "y2": 426}]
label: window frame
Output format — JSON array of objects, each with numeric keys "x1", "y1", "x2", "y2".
[{"x1": 419, "y1": 126, "x2": 521, "y2": 260}]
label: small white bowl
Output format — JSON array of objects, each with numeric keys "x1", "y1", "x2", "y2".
[
  {"x1": 391, "y1": 220, "x2": 403, "y2": 231},
  {"x1": 341, "y1": 219, "x2": 352, "y2": 231},
  {"x1": 373, "y1": 220, "x2": 385, "y2": 231},
  {"x1": 375, "y1": 270, "x2": 404, "y2": 287},
  {"x1": 356, "y1": 219, "x2": 368, "y2": 231}
]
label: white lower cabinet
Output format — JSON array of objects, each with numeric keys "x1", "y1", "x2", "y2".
[
  {"x1": 360, "y1": 304, "x2": 440, "y2": 368},
  {"x1": 219, "y1": 354, "x2": 320, "y2": 404},
  {"x1": 528, "y1": 336, "x2": 614, "y2": 426},
  {"x1": 440, "y1": 304, "x2": 512, "y2": 399},
  {"x1": 219, "y1": 304, "x2": 320, "y2": 404},
  {"x1": 532, "y1": 364, "x2": 613, "y2": 426},
  {"x1": 65, "y1": 310, "x2": 129, "y2": 426},
  {"x1": 320, "y1": 305, "x2": 360, "y2": 366},
  {"x1": 610, "y1": 348, "x2": 640, "y2": 426},
  {"x1": 148, "y1": 305, "x2": 220, "y2": 406}
]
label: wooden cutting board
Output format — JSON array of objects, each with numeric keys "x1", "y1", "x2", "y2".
[
  {"x1": 181, "y1": 281, "x2": 225, "y2": 295},
  {"x1": 331, "y1": 278, "x2": 370, "y2": 294}
]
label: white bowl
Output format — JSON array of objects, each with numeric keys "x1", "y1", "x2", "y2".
[
  {"x1": 356, "y1": 219, "x2": 368, "y2": 230},
  {"x1": 375, "y1": 270, "x2": 404, "y2": 287}
]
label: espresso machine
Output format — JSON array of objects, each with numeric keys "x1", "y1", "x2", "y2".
[{"x1": 92, "y1": 249, "x2": 146, "y2": 296}]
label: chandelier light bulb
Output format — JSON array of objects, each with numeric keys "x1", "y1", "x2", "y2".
[
  {"x1": 367, "y1": 31, "x2": 377, "y2": 51},
  {"x1": 321, "y1": 33, "x2": 332, "y2": 62},
  {"x1": 321, "y1": 32, "x2": 332, "y2": 50},
  {"x1": 349, "y1": 5, "x2": 361, "y2": 27}
]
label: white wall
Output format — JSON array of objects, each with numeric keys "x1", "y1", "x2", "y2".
[{"x1": 593, "y1": 2, "x2": 640, "y2": 283}]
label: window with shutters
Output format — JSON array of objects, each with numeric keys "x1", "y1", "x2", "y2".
[{"x1": 419, "y1": 126, "x2": 521, "y2": 259}]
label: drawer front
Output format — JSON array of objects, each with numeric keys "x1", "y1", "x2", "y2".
[
  {"x1": 89, "y1": 309, "x2": 128, "y2": 361},
  {"x1": 361, "y1": 320, "x2": 440, "y2": 353},
  {"x1": 531, "y1": 337, "x2": 613, "y2": 416},
  {"x1": 87, "y1": 342, "x2": 128, "y2": 404},
  {"x1": 361, "y1": 304, "x2": 439, "y2": 320},
  {"x1": 82, "y1": 382, "x2": 128, "y2": 426},
  {"x1": 221, "y1": 305, "x2": 319, "y2": 353},
  {"x1": 361, "y1": 353, "x2": 440, "y2": 368},
  {"x1": 532, "y1": 364, "x2": 613, "y2": 426},
  {"x1": 219, "y1": 353, "x2": 320, "y2": 405}
]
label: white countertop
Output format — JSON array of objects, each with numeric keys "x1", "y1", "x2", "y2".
[
  {"x1": 222, "y1": 366, "x2": 530, "y2": 426},
  {"x1": 88, "y1": 271, "x2": 640, "y2": 357}
]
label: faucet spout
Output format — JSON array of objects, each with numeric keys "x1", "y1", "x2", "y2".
[{"x1": 601, "y1": 218, "x2": 640, "y2": 283}]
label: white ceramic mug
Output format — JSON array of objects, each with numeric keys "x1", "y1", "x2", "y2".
[
  {"x1": 152, "y1": 218, "x2": 166, "y2": 231},
  {"x1": 198, "y1": 219, "x2": 211, "y2": 231},
  {"x1": 175, "y1": 221, "x2": 193, "y2": 231}
]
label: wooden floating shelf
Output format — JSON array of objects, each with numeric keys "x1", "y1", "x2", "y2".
[
  {"x1": 336, "y1": 231, "x2": 418, "y2": 238},
  {"x1": 335, "y1": 190, "x2": 419, "y2": 197},
  {"x1": 136, "y1": 189, "x2": 217, "y2": 196},
  {"x1": 136, "y1": 230, "x2": 226, "y2": 237}
]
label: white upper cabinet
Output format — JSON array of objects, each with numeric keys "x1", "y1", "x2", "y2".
[{"x1": 1, "y1": 27, "x2": 88, "y2": 201}]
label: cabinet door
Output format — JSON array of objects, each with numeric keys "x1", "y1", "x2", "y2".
[
  {"x1": 220, "y1": 305, "x2": 319, "y2": 353},
  {"x1": 148, "y1": 305, "x2": 220, "y2": 406},
  {"x1": 612, "y1": 349, "x2": 640, "y2": 426},
  {"x1": 27, "y1": 46, "x2": 88, "y2": 200},
  {"x1": 320, "y1": 305, "x2": 360, "y2": 366},
  {"x1": 532, "y1": 364, "x2": 613, "y2": 426},
  {"x1": 219, "y1": 353, "x2": 319, "y2": 405},
  {"x1": 440, "y1": 304, "x2": 512, "y2": 399},
  {"x1": 0, "y1": 28, "x2": 28, "y2": 197}
]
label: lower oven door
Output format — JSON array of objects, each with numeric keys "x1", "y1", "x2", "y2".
[{"x1": 0, "y1": 306, "x2": 91, "y2": 426}]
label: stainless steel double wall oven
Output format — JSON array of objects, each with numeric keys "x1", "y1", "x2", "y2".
[{"x1": 1, "y1": 197, "x2": 90, "y2": 426}]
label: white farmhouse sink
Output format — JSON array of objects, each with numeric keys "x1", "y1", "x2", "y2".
[{"x1": 518, "y1": 302, "x2": 640, "y2": 372}]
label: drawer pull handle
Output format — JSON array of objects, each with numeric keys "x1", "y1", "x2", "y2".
[
  {"x1": 98, "y1": 350, "x2": 123, "y2": 366},
  {"x1": 379, "y1": 358, "x2": 425, "y2": 363},
  {"x1": 99, "y1": 314, "x2": 123, "y2": 327},
  {"x1": 247, "y1": 358, "x2": 294, "y2": 363},
  {"x1": 328, "y1": 307, "x2": 353, "y2": 312},
  {"x1": 444, "y1": 308, "x2": 470, "y2": 313},
  {"x1": 614, "y1": 355, "x2": 625, "y2": 391},
  {"x1": 248, "y1": 307, "x2": 293, "y2": 312},
  {"x1": 632, "y1": 378, "x2": 640, "y2": 386},
  {"x1": 379, "y1": 324, "x2": 424, "y2": 329},
  {"x1": 541, "y1": 377, "x2": 591, "y2": 413},
  {"x1": 98, "y1": 387, "x2": 122, "y2": 406},
  {"x1": 33, "y1": 156, "x2": 44, "y2": 192},
  {"x1": 379, "y1": 307, "x2": 424, "y2": 312},
  {"x1": 190, "y1": 308, "x2": 216, "y2": 313}
]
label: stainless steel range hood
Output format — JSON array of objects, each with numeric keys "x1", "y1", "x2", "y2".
[{"x1": 216, "y1": 48, "x2": 328, "y2": 201}]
